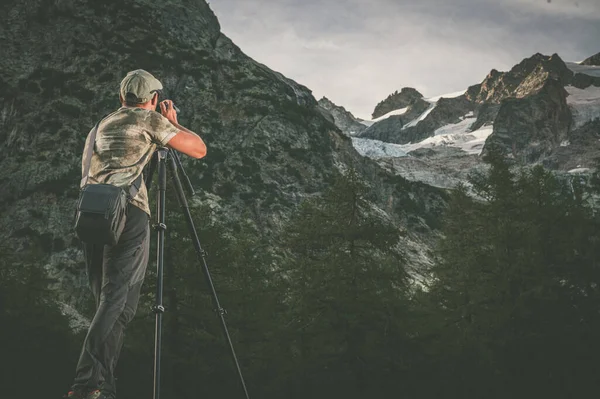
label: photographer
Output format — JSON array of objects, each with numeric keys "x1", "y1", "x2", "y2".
[{"x1": 66, "y1": 69, "x2": 206, "y2": 399}]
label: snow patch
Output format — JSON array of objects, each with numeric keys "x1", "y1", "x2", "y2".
[
  {"x1": 433, "y1": 113, "x2": 476, "y2": 136},
  {"x1": 403, "y1": 103, "x2": 435, "y2": 129},
  {"x1": 372, "y1": 107, "x2": 409, "y2": 121},
  {"x1": 360, "y1": 107, "x2": 409, "y2": 126},
  {"x1": 361, "y1": 90, "x2": 467, "y2": 128},
  {"x1": 425, "y1": 90, "x2": 466, "y2": 102},
  {"x1": 398, "y1": 125, "x2": 494, "y2": 155},
  {"x1": 352, "y1": 137, "x2": 409, "y2": 158},
  {"x1": 352, "y1": 122, "x2": 494, "y2": 159},
  {"x1": 565, "y1": 85, "x2": 600, "y2": 128},
  {"x1": 402, "y1": 90, "x2": 466, "y2": 130}
]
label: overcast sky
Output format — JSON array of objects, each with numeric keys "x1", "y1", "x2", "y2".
[{"x1": 209, "y1": 0, "x2": 600, "y2": 120}]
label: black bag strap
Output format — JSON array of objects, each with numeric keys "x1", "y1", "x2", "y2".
[
  {"x1": 128, "y1": 173, "x2": 143, "y2": 200},
  {"x1": 81, "y1": 118, "x2": 144, "y2": 201}
]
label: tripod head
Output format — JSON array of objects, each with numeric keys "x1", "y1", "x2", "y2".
[{"x1": 144, "y1": 146, "x2": 195, "y2": 197}]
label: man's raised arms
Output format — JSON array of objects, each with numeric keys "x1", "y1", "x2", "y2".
[{"x1": 160, "y1": 100, "x2": 207, "y2": 159}]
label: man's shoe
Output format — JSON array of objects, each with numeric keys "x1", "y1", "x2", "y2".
[
  {"x1": 63, "y1": 389, "x2": 87, "y2": 399},
  {"x1": 86, "y1": 390, "x2": 115, "y2": 399}
]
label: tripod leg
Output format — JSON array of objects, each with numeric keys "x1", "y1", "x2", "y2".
[
  {"x1": 166, "y1": 151, "x2": 251, "y2": 399},
  {"x1": 152, "y1": 148, "x2": 169, "y2": 399}
]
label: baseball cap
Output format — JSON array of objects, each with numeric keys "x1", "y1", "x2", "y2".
[{"x1": 119, "y1": 69, "x2": 163, "y2": 104}]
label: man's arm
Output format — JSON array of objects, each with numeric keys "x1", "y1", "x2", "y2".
[{"x1": 160, "y1": 100, "x2": 207, "y2": 159}]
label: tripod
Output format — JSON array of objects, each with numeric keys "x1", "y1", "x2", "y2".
[{"x1": 144, "y1": 147, "x2": 250, "y2": 399}]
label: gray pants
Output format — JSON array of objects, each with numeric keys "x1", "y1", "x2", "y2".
[{"x1": 73, "y1": 203, "x2": 150, "y2": 396}]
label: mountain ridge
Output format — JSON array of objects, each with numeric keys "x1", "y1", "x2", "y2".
[{"x1": 343, "y1": 51, "x2": 600, "y2": 189}]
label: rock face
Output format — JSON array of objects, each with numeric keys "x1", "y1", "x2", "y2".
[
  {"x1": 372, "y1": 87, "x2": 423, "y2": 119},
  {"x1": 581, "y1": 52, "x2": 600, "y2": 66},
  {"x1": 0, "y1": 0, "x2": 446, "y2": 307},
  {"x1": 317, "y1": 97, "x2": 366, "y2": 136},
  {"x1": 482, "y1": 78, "x2": 571, "y2": 162},
  {"x1": 466, "y1": 53, "x2": 573, "y2": 104},
  {"x1": 544, "y1": 119, "x2": 600, "y2": 171}
]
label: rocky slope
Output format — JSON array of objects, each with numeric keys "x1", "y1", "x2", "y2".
[
  {"x1": 317, "y1": 96, "x2": 366, "y2": 136},
  {"x1": 0, "y1": 0, "x2": 446, "y2": 310}
]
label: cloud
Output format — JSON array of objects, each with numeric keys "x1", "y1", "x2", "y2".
[
  {"x1": 502, "y1": 0, "x2": 600, "y2": 19},
  {"x1": 209, "y1": 0, "x2": 600, "y2": 120}
]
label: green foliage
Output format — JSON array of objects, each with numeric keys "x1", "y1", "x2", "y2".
[
  {"x1": 422, "y1": 152, "x2": 600, "y2": 398},
  {"x1": 278, "y1": 168, "x2": 412, "y2": 398},
  {"x1": 0, "y1": 245, "x2": 81, "y2": 397}
]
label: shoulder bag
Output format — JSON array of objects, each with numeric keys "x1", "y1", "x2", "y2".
[{"x1": 73, "y1": 120, "x2": 143, "y2": 245}]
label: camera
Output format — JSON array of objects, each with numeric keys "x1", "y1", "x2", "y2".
[{"x1": 153, "y1": 89, "x2": 181, "y2": 114}]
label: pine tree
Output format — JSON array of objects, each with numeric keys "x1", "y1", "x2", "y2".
[
  {"x1": 427, "y1": 152, "x2": 600, "y2": 398},
  {"x1": 280, "y1": 167, "x2": 411, "y2": 398}
]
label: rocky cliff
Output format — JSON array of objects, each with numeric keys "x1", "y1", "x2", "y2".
[
  {"x1": 0, "y1": 0, "x2": 446, "y2": 309},
  {"x1": 466, "y1": 53, "x2": 573, "y2": 103},
  {"x1": 317, "y1": 97, "x2": 366, "y2": 136},
  {"x1": 481, "y1": 77, "x2": 571, "y2": 161}
]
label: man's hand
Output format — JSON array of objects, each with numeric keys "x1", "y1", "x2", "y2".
[{"x1": 160, "y1": 100, "x2": 178, "y2": 124}]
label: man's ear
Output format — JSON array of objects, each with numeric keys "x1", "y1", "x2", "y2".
[
  {"x1": 151, "y1": 92, "x2": 159, "y2": 107},
  {"x1": 119, "y1": 94, "x2": 124, "y2": 104}
]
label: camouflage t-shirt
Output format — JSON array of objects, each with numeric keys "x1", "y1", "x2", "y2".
[{"x1": 80, "y1": 107, "x2": 179, "y2": 217}]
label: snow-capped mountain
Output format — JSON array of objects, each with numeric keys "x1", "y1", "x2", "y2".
[
  {"x1": 371, "y1": 87, "x2": 424, "y2": 119},
  {"x1": 327, "y1": 52, "x2": 600, "y2": 189}
]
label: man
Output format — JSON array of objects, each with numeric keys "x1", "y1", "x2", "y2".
[{"x1": 66, "y1": 69, "x2": 207, "y2": 399}]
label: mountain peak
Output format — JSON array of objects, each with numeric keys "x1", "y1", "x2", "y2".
[
  {"x1": 466, "y1": 52, "x2": 572, "y2": 104},
  {"x1": 581, "y1": 52, "x2": 600, "y2": 66},
  {"x1": 372, "y1": 87, "x2": 423, "y2": 119},
  {"x1": 319, "y1": 96, "x2": 334, "y2": 105},
  {"x1": 509, "y1": 53, "x2": 568, "y2": 78}
]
